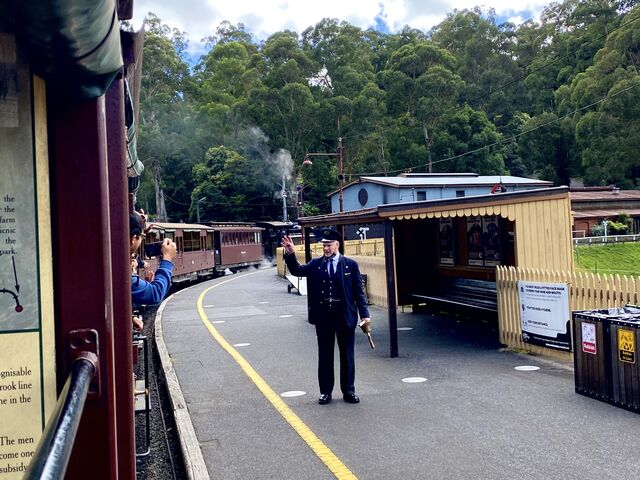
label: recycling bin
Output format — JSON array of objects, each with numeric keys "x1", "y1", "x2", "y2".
[
  {"x1": 608, "y1": 310, "x2": 640, "y2": 412},
  {"x1": 573, "y1": 310, "x2": 612, "y2": 402}
]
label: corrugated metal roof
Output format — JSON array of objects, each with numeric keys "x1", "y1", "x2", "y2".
[
  {"x1": 572, "y1": 209, "x2": 640, "y2": 219},
  {"x1": 296, "y1": 208, "x2": 380, "y2": 226},
  {"x1": 358, "y1": 175, "x2": 552, "y2": 188},
  {"x1": 570, "y1": 190, "x2": 640, "y2": 201}
]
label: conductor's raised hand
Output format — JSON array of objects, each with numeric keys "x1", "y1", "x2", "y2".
[
  {"x1": 161, "y1": 238, "x2": 178, "y2": 262},
  {"x1": 281, "y1": 235, "x2": 295, "y2": 255}
]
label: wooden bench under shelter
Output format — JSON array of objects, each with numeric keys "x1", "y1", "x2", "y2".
[{"x1": 411, "y1": 277, "x2": 498, "y2": 314}]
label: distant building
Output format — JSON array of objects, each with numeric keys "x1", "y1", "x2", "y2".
[
  {"x1": 570, "y1": 187, "x2": 640, "y2": 236},
  {"x1": 328, "y1": 173, "x2": 553, "y2": 213}
]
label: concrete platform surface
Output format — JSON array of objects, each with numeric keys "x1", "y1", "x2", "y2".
[{"x1": 157, "y1": 267, "x2": 640, "y2": 480}]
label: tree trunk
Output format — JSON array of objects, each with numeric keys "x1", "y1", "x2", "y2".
[
  {"x1": 154, "y1": 162, "x2": 167, "y2": 221},
  {"x1": 423, "y1": 122, "x2": 433, "y2": 173}
]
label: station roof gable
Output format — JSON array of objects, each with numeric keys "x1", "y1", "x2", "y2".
[{"x1": 378, "y1": 187, "x2": 569, "y2": 220}]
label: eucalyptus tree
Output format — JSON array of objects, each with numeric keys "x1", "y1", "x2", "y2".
[
  {"x1": 518, "y1": 0, "x2": 628, "y2": 116},
  {"x1": 136, "y1": 13, "x2": 198, "y2": 221},
  {"x1": 378, "y1": 40, "x2": 467, "y2": 172},
  {"x1": 429, "y1": 106, "x2": 507, "y2": 175},
  {"x1": 300, "y1": 19, "x2": 383, "y2": 176},
  {"x1": 195, "y1": 40, "x2": 260, "y2": 143},
  {"x1": 190, "y1": 146, "x2": 278, "y2": 221},
  {"x1": 560, "y1": 6, "x2": 640, "y2": 187},
  {"x1": 517, "y1": 112, "x2": 577, "y2": 185},
  {"x1": 430, "y1": 8, "x2": 524, "y2": 127}
]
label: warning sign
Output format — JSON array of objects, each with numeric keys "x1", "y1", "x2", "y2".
[
  {"x1": 582, "y1": 323, "x2": 597, "y2": 355},
  {"x1": 618, "y1": 329, "x2": 635, "y2": 364}
]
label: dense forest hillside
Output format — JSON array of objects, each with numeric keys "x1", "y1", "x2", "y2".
[{"x1": 132, "y1": 0, "x2": 640, "y2": 222}]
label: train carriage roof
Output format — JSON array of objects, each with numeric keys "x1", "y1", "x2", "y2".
[
  {"x1": 147, "y1": 222, "x2": 213, "y2": 232},
  {"x1": 213, "y1": 225, "x2": 264, "y2": 232}
]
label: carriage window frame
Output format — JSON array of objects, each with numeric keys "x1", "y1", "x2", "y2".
[{"x1": 183, "y1": 230, "x2": 200, "y2": 252}]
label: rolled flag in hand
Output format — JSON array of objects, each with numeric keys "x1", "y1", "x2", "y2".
[{"x1": 359, "y1": 319, "x2": 375, "y2": 349}]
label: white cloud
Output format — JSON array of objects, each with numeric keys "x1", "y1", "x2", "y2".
[{"x1": 132, "y1": 0, "x2": 552, "y2": 55}]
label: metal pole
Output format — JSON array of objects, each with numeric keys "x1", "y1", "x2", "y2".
[
  {"x1": 282, "y1": 172, "x2": 288, "y2": 222},
  {"x1": 338, "y1": 137, "x2": 344, "y2": 213},
  {"x1": 196, "y1": 196, "x2": 206, "y2": 224},
  {"x1": 25, "y1": 357, "x2": 97, "y2": 480},
  {"x1": 384, "y1": 220, "x2": 398, "y2": 357}
]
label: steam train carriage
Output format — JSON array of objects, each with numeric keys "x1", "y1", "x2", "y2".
[
  {"x1": 209, "y1": 222, "x2": 264, "y2": 273},
  {"x1": 139, "y1": 222, "x2": 263, "y2": 282}
]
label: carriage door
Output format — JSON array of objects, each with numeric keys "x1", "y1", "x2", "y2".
[{"x1": 214, "y1": 231, "x2": 222, "y2": 266}]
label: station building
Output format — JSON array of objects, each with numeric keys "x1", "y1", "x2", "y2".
[
  {"x1": 289, "y1": 186, "x2": 574, "y2": 358},
  {"x1": 328, "y1": 172, "x2": 552, "y2": 214},
  {"x1": 570, "y1": 187, "x2": 640, "y2": 236}
]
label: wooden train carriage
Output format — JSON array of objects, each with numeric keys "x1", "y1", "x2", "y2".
[
  {"x1": 212, "y1": 224, "x2": 264, "y2": 272},
  {"x1": 142, "y1": 222, "x2": 216, "y2": 282}
]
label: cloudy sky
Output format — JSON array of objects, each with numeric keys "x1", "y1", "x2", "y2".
[{"x1": 132, "y1": 0, "x2": 551, "y2": 57}]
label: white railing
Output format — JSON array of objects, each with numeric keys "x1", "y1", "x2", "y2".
[{"x1": 573, "y1": 234, "x2": 640, "y2": 245}]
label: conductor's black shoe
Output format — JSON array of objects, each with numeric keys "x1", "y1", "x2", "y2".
[
  {"x1": 343, "y1": 393, "x2": 360, "y2": 404},
  {"x1": 318, "y1": 394, "x2": 332, "y2": 405}
]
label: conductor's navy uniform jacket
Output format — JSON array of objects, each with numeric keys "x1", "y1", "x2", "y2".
[{"x1": 283, "y1": 252, "x2": 369, "y2": 328}]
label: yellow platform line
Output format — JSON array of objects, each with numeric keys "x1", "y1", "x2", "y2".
[{"x1": 196, "y1": 272, "x2": 357, "y2": 480}]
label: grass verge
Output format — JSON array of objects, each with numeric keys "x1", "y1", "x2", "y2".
[{"x1": 574, "y1": 242, "x2": 640, "y2": 277}]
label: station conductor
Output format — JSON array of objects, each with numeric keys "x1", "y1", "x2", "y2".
[{"x1": 282, "y1": 228, "x2": 370, "y2": 405}]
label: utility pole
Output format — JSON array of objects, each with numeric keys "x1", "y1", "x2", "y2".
[
  {"x1": 281, "y1": 171, "x2": 288, "y2": 222},
  {"x1": 337, "y1": 137, "x2": 344, "y2": 213},
  {"x1": 196, "y1": 196, "x2": 206, "y2": 223}
]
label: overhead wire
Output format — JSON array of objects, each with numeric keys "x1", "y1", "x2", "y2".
[{"x1": 162, "y1": 192, "x2": 191, "y2": 206}]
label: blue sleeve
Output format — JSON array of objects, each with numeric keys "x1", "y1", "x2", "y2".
[
  {"x1": 351, "y1": 260, "x2": 370, "y2": 319},
  {"x1": 131, "y1": 260, "x2": 174, "y2": 305},
  {"x1": 284, "y1": 252, "x2": 312, "y2": 276}
]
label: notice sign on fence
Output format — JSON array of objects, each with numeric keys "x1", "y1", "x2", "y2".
[{"x1": 518, "y1": 281, "x2": 572, "y2": 351}]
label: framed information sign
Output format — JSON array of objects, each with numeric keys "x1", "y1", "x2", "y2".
[{"x1": 0, "y1": 34, "x2": 56, "y2": 478}]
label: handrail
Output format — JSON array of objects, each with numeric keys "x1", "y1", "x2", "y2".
[{"x1": 24, "y1": 353, "x2": 98, "y2": 480}]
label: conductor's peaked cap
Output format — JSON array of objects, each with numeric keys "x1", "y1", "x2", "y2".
[{"x1": 316, "y1": 227, "x2": 342, "y2": 243}]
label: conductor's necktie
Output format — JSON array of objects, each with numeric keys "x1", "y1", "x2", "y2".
[{"x1": 328, "y1": 255, "x2": 335, "y2": 277}]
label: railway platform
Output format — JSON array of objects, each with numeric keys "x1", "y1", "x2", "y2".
[{"x1": 157, "y1": 266, "x2": 640, "y2": 480}]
